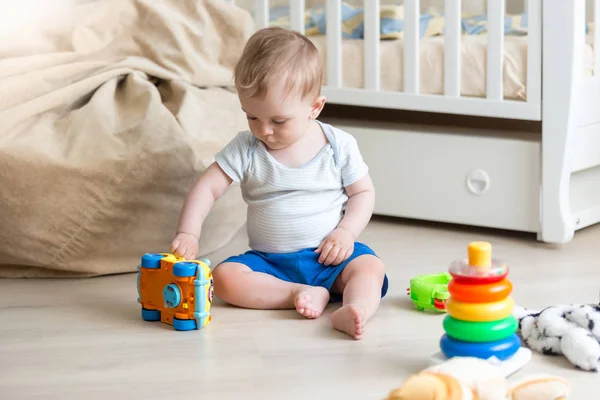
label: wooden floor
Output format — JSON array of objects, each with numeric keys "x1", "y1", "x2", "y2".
[{"x1": 1, "y1": 217, "x2": 599, "y2": 399}]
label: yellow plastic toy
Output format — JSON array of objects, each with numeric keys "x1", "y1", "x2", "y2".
[
  {"x1": 445, "y1": 296, "x2": 515, "y2": 322},
  {"x1": 137, "y1": 253, "x2": 214, "y2": 331}
]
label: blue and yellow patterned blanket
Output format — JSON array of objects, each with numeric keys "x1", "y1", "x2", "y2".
[{"x1": 269, "y1": 4, "x2": 530, "y2": 39}]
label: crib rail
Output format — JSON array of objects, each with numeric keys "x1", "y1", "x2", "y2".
[
  {"x1": 327, "y1": 0, "x2": 342, "y2": 88},
  {"x1": 404, "y1": 0, "x2": 420, "y2": 94},
  {"x1": 364, "y1": 1, "x2": 380, "y2": 91},
  {"x1": 526, "y1": 0, "x2": 541, "y2": 105},
  {"x1": 231, "y1": 0, "x2": 593, "y2": 121},
  {"x1": 595, "y1": 0, "x2": 600, "y2": 79},
  {"x1": 444, "y1": 0, "x2": 461, "y2": 97}
]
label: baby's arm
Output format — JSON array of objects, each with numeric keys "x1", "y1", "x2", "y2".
[
  {"x1": 316, "y1": 174, "x2": 375, "y2": 265},
  {"x1": 337, "y1": 174, "x2": 375, "y2": 239},
  {"x1": 171, "y1": 162, "x2": 233, "y2": 259}
]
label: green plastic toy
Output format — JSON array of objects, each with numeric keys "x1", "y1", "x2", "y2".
[{"x1": 407, "y1": 272, "x2": 452, "y2": 312}]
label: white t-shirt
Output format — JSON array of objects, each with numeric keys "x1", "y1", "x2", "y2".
[{"x1": 214, "y1": 120, "x2": 368, "y2": 253}]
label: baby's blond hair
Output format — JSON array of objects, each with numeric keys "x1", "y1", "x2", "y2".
[{"x1": 234, "y1": 27, "x2": 322, "y2": 99}]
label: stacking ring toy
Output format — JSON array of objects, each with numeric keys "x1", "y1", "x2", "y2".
[
  {"x1": 448, "y1": 278, "x2": 513, "y2": 303},
  {"x1": 446, "y1": 296, "x2": 514, "y2": 322},
  {"x1": 443, "y1": 315, "x2": 518, "y2": 342},
  {"x1": 440, "y1": 333, "x2": 521, "y2": 361}
]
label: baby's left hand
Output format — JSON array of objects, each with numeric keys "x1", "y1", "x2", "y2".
[{"x1": 315, "y1": 228, "x2": 355, "y2": 266}]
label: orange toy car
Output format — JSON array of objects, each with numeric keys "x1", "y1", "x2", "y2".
[{"x1": 137, "y1": 253, "x2": 214, "y2": 331}]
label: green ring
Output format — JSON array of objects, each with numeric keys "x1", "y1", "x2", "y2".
[{"x1": 443, "y1": 315, "x2": 518, "y2": 342}]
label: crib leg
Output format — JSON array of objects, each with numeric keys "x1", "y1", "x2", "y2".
[
  {"x1": 538, "y1": 0, "x2": 582, "y2": 244},
  {"x1": 539, "y1": 124, "x2": 575, "y2": 244}
]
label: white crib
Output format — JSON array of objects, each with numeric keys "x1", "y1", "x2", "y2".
[{"x1": 227, "y1": 0, "x2": 600, "y2": 244}]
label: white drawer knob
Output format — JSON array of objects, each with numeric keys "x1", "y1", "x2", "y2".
[{"x1": 466, "y1": 169, "x2": 490, "y2": 196}]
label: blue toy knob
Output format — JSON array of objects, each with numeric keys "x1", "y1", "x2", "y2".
[
  {"x1": 141, "y1": 253, "x2": 163, "y2": 269},
  {"x1": 163, "y1": 284, "x2": 181, "y2": 308}
]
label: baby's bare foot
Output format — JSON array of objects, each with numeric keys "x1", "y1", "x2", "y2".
[
  {"x1": 331, "y1": 304, "x2": 365, "y2": 339},
  {"x1": 293, "y1": 285, "x2": 330, "y2": 319}
]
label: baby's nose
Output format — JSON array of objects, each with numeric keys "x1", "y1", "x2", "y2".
[{"x1": 260, "y1": 124, "x2": 273, "y2": 136}]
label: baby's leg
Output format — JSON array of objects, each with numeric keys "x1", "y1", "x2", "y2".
[
  {"x1": 329, "y1": 255, "x2": 386, "y2": 339},
  {"x1": 212, "y1": 262, "x2": 330, "y2": 319}
]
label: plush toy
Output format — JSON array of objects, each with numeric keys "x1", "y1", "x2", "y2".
[
  {"x1": 514, "y1": 303, "x2": 600, "y2": 372},
  {"x1": 385, "y1": 356, "x2": 570, "y2": 400}
]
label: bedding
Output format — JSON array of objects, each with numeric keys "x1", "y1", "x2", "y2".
[
  {"x1": 269, "y1": 4, "x2": 531, "y2": 39},
  {"x1": 0, "y1": 0, "x2": 254, "y2": 278},
  {"x1": 269, "y1": 3, "x2": 594, "y2": 40}
]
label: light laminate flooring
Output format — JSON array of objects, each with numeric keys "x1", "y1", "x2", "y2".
[{"x1": 1, "y1": 217, "x2": 599, "y2": 399}]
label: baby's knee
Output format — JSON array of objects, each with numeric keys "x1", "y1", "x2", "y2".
[
  {"x1": 360, "y1": 255, "x2": 386, "y2": 275},
  {"x1": 369, "y1": 259, "x2": 386, "y2": 282},
  {"x1": 347, "y1": 255, "x2": 386, "y2": 279},
  {"x1": 211, "y1": 262, "x2": 248, "y2": 296}
]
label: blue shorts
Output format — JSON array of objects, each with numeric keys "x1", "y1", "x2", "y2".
[{"x1": 220, "y1": 242, "x2": 389, "y2": 302}]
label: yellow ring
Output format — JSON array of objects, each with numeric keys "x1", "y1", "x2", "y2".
[{"x1": 446, "y1": 296, "x2": 514, "y2": 322}]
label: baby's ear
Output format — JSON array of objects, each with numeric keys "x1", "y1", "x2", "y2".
[
  {"x1": 508, "y1": 375, "x2": 570, "y2": 400},
  {"x1": 310, "y1": 95, "x2": 326, "y2": 119}
]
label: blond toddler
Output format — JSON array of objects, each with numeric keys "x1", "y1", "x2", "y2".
[{"x1": 171, "y1": 27, "x2": 388, "y2": 339}]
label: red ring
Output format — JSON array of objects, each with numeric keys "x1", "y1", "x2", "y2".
[{"x1": 449, "y1": 269, "x2": 508, "y2": 284}]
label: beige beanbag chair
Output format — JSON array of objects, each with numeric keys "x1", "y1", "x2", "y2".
[{"x1": 0, "y1": 0, "x2": 254, "y2": 277}]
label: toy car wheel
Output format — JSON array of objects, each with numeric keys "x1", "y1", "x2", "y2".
[
  {"x1": 141, "y1": 308, "x2": 161, "y2": 321},
  {"x1": 172, "y1": 318, "x2": 197, "y2": 331},
  {"x1": 141, "y1": 253, "x2": 163, "y2": 269},
  {"x1": 173, "y1": 261, "x2": 198, "y2": 277}
]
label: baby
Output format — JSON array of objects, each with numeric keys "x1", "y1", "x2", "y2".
[{"x1": 171, "y1": 27, "x2": 388, "y2": 340}]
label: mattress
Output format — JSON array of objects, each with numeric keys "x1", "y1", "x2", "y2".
[{"x1": 308, "y1": 34, "x2": 595, "y2": 101}]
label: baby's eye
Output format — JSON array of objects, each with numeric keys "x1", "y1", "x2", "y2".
[
  {"x1": 247, "y1": 116, "x2": 257, "y2": 121},
  {"x1": 273, "y1": 120, "x2": 287, "y2": 125}
]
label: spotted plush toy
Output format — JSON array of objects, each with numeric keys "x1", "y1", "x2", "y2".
[{"x1": 514, "y1": 303, "x2": 600, "y2": 372}]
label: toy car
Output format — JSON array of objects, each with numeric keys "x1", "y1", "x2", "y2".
[
  {"x1": 137, "y1": 252, "x2": 214, "y2": 331},
  {"x1": 407, "y1": 272, "x2": 452, "y2": 312}
]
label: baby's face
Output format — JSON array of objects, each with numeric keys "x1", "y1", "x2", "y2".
[{"x1": 238, "y1": 80, "x2": 324, "y2": 150}]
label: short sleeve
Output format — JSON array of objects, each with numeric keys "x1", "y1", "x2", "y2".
[
  {"x1": 340, "y1": 133, "x2": 369, "y2": 187},
  {"x1": 214, "y1": 131, "x2": 253, "y2": 183}
]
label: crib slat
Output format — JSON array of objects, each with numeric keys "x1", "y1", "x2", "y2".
[
  {"x1": 404, "y1": 0, "x2": 420, "y2": 94},
  {"x1": 364, "y1": 2, "x2": 380, "y2": 91},
  {"x1": 254, "y1": 0, "x2": 269, "y2": 29},
  {"x1": 595, "y1": 0, "x2": 600, "y2": 78},
  {"x1": 487, "y1": 0, "x2": 504, "y2": 101},
  {"x1": 290, "y1": 0, "x2": 305, "y2": 34},
  {"x1": 527, "y1": 0, "x2": 542, "y2": 104},
  {"x1": 326, "y1": 0, "x2": 342, "y2": 88},
  {"x1": 444, "y1": 0, "x2": 461, "y2": 97}
]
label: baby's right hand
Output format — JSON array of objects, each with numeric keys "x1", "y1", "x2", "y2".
[{"x1": 170, "y1": 232, "x2": 199, "y2": 260}]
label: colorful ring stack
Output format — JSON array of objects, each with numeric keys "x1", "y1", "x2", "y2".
[{"x1": 440, "y1": 241, "x2": 521, "y2": 361}]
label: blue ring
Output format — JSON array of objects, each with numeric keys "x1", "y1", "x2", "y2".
[{"x1": 440, "y1": 333, "x2": 521, "y2": 361}]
